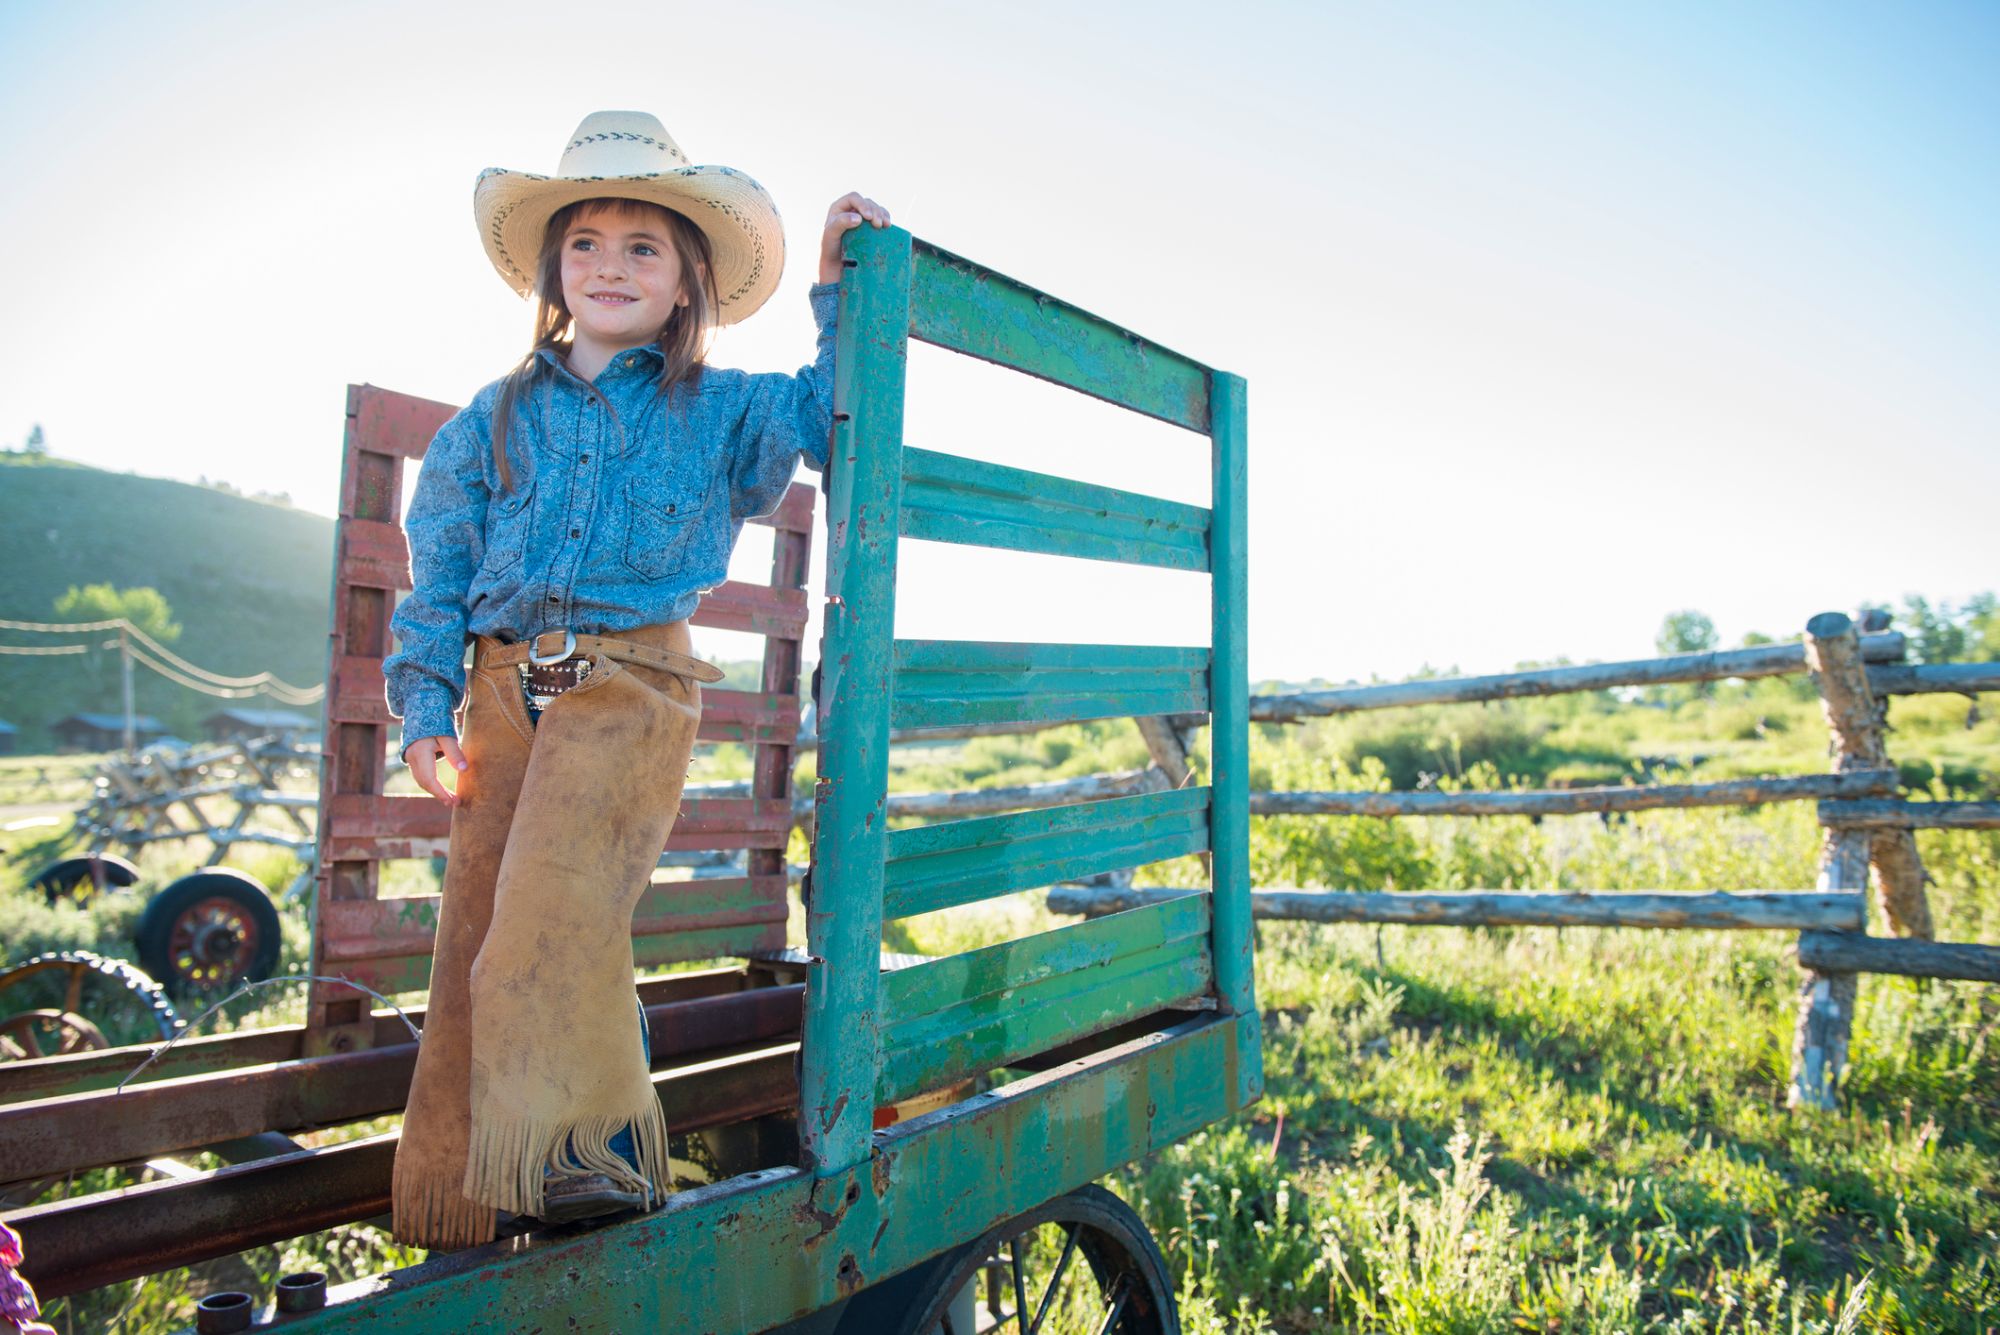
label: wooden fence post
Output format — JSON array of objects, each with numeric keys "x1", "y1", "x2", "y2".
[
  {"x1": 1804, "y1": 612, "x2": 1933, "y2": 939},
  {"x1": 1789, "y1": 828, "x2": 1869, "y2": 1110},
  {"x1": 1135, "y1": 716, "x2": 1197, "y2": 789}
]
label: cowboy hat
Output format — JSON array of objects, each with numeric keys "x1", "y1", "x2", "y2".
[{"x1": 473, "y1": 111, "x2": 784, "y2": 324}]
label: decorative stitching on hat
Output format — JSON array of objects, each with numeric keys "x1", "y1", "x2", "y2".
[
  {"x1": 566, "y1": 131, "x2": 688, "y2": 164},
  {"x1": 699, "y1": 196, "x2": 766, "y2": 304},
  {"x1": 489, "y1": 199, "x2": 529, "y2": 284}
]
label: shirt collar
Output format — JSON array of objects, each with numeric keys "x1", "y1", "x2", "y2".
[{"x1": 535, "y1": 343, "x2": 666, "y2": 382}]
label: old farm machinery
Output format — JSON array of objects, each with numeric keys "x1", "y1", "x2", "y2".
[
  {"x1": 0, "y1": 225, "x2": 1260, "y2": 1333},
  {"x1": 9, "y1": 736, "x2": 316, "y2": 1004}
]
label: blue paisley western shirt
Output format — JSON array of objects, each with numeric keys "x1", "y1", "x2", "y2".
[{"x1": 383, "y1": 282, "x2": 839, "y2": 752}]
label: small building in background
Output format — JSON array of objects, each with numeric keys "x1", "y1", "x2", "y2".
[
  {"x1": 201, "y1": 708, "x2": 315, "y2": 743},
  {"x1": 51, "y1": 713, "x2": 168, "y2": 753},
  {"x1": 0, "y1": 720, "x2": 16, "y2": 756}
]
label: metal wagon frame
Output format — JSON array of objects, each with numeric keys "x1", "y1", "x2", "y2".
[{"x1": 0, "y1": 224, "x2": 1259, "y2": 1333}]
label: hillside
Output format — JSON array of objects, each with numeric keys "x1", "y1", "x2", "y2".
[{"x1": 0, "y1": 454, "x2": 333, "y2": 748}]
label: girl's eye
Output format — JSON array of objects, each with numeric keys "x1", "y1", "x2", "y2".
[
  {"x1": 633, "y1": 244, "x2": 658, "y2": 258},
  {"x1": 569, "y1": 237, "x2": 597, "y2": 252}
]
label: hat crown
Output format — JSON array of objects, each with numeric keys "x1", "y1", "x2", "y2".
[{"x1": 557, "y1": 111, "x2": 691, "y2": 177}]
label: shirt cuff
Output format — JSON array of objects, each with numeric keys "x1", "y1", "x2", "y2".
[{"x1": 395, "y1": 688, "x2": 461, "y2": 759}]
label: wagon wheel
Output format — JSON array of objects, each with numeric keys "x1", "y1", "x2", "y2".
[
  {"x1": 0, "y1": 952, "x2": 182, "y2": 1047},
  {"x1": 0, "y1": 1009, "x2": 109, "y2": 1061},
  {"x1": 135, "y1": 868, "x2": 282, "y2": 999},
  {"x1": 843, "y1": 1184, "x2": 1177, "y2": 1335},
  {"x1": 27, "y1": 852, "x2": 141, "y2": 906}
]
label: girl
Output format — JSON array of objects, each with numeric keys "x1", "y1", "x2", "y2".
[{"x1": 382, "y1": 110, "x2": 888, "y2": 1249}]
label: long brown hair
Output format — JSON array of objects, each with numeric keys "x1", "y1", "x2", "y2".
[{"x1": 490, "y1": 197, "x2": 720, "y2": 491}]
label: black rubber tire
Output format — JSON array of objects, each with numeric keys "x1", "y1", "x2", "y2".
[
  {"x1": 29, "y1": 852, "x2": 140, "y2": 905},
  {"x1": 0, "y1": 951, "x2": 182, "y2": 1042},
  {"x1": 135, "y1": 868, "x2": 282, "y2": 999},
  {"x1": 837, "y1": 1183, "x2": 1177, "y2": 1335}
]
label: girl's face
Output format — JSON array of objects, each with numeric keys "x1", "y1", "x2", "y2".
[{"x1": 559, "y1": 202, "x2": 688, "y2": 359}]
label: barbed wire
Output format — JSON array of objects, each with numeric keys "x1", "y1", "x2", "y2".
[{"x1": 115, "y1": 974, "x2": 422, "y2": 1093}]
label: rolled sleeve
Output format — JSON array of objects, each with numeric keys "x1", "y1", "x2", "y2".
[{"x1": 383, "y1": 409, "x2": 490, "y2": 755}]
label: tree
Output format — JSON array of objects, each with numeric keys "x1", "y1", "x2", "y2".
[
  {"x1": 1901, "y1": 592, "x2": 2000, "y2": 664},
  {"x1": 53, "y1": 585, "x2": 182, "y2": 643},
  {"x1": 24, "y1": 423, "x2": 46, "y2": 455},
  {"x1": 1655, "y1": 610, "x2": 1717, "y2": 657},
  {"x1": 1967, "y1": 595, "x2": 2000, "y2": 662}
]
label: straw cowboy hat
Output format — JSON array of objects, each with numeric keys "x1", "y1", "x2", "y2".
[{"x1": 473, "y1": 110, "x2": 784, "y2": 323}]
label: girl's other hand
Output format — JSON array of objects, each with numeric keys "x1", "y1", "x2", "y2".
[
  {"x1": 405, "y1": 735, "x2": 467, "y2": 807},
  {"x1": 820, "y1": 192, "x2": 891, "y2": 284}
]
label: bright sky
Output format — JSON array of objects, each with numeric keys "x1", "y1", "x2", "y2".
[{"x1": 2, "y1": 1, "x2": 1994, "y2": 681}]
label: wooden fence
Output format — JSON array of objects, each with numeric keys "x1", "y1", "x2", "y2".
[{"x1": 1035, "y1": 610, "x2": 1997, "y2": 1112}]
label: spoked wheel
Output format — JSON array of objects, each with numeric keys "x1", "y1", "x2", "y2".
[
  {"x1": 844, "y1": 1184, "x2": 1177, "y2": 1335},
  {"x1": 0, "y1": 952, "x2": 182, "y2": 1047},
  {"x1": 136, "y1": 868, "x2": 282, "y2": 999},
  {"x1": 0, "y1": 1009, "x2": 109, "y2": 1061}
]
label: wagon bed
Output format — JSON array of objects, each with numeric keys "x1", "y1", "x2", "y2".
[{"x1": 1, "y1": 225, "x2": 1261, "y2": 1333}]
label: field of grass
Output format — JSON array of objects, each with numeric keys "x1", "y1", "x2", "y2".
[
  {"x1": 3, "y1": 682, "x2": 1995, "y2": 1332},
  {"x1": 892, "y1": 804, "x2": 1999, "y2": 1334}
]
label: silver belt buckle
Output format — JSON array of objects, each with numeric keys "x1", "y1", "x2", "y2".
[{"x1": 528, "y1": 628, "x2": 577, "y2": 666}]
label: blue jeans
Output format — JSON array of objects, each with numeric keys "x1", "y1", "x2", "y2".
[{"x1": 604, "y1": 1000, "x2": 651, "y2": 1169}]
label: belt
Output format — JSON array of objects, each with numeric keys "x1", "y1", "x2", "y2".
[{"x1": 480, "y1": 629, "x2": 725, "y2": 685}]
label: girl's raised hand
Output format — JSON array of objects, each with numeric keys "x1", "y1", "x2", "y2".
[
  {"x1": 820, "y1": 192, "x2": 891, "y2": 284},
  {"x1": 404, "y1": 734, "x2": 467, "y2": 807}
]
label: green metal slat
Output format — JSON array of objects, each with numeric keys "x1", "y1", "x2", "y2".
[
  {"x1": 800, "y1": 222, "x2": 910, "y2": 1178},
  {"x1": 881, "y1": 893, "x2": 1210, "y2": 1020},
  {"x1": 1207, "y1": 371, "x2": 1262, "y2": 1109},
  {"x1": 909, "y1": 240, "x2": 1212, "y2": 433},
  {"x1": 877, "y1": 937, "x2": 1212, "y2": 1104},
  {"x1": 899, "y1": 446, "x2": 1210, "y2": 571},
  {"x1": 266, "y1": 1015, "x2": 1252, "y2": 1334},
  {"x1": 884, "y1": 787, "x2": 1212, "y2": 919},
  {"x1": 892, "y1": 640, "x2": 1209, "y2": 730}
]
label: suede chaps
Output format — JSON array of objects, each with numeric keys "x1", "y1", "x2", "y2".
[{"x1": 392, "y1": 621, "x2": 705, "y2": 1249}]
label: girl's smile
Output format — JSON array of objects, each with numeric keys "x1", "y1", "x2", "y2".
[{"x1": 560, "y1": 202, "x2": 690, "y2": 379}]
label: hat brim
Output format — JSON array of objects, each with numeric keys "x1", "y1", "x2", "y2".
[{"x1": 473, "y1": 165, "x2": 785, "y2": 325}]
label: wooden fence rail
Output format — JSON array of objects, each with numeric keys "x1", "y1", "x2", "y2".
[
  {"x1": 1818, "y1": 800, "x2": 2000, "y2": 831},
  {"x1": 1250, "y1": 633, "x2": 1907, "y2": 722},
  {"x1": 1797, "y1": 930, "x2": 2000, "y2": 983},
  {"x1": 1251, "y1": 771, "x2": 1895, "y2": 819},
  {"x1": 1046, "y1": 886, "x2": 1867, "y2": 932},
  {"x1": 1016, "y1": 609, "x2": 1995, "y2": 1117},
  {"x1": 1865, "y1": 663, "x2": 2000, "y2": 696}
]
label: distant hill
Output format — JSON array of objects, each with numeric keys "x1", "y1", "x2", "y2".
[
  {"x1": 0, "y1": 454, "x2": 332, "y2": 750},
  {"x1": 0, "y1": 454, "x2": 772, "y2": 752}
]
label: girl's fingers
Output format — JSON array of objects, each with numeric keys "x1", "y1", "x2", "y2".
[
  {"x1": 404, "y1": 737, "x2": 462, "y2": 805},
  {"x1": 826, "y1": 195, "x2": 891, "y2": 228}
]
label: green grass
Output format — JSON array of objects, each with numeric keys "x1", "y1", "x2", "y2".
[
  {"x1": 10, "y1": 698, "x2": 1997, "y2": 1332},
  {"x1": 882, "y1": 798, "x2": 1999, "y2": 1333}
]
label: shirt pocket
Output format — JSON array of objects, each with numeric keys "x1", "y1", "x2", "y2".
[
  {"x1": 622, "y1": 477, "x2": 704, "y2": 582},
  {"x1": 482, "y1": 481, "x2": 536, "y2": 574}
]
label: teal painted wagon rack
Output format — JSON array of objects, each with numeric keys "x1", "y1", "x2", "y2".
[{"x1": 0, "y1": 225, "x2": 1259, "y2": 1334}]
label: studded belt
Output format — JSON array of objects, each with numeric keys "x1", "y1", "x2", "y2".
[{"x1": 479, "y1": 630, "x2": 725, "y2": 711}]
